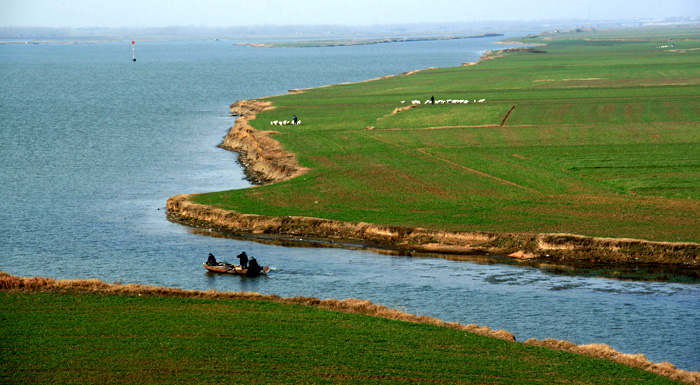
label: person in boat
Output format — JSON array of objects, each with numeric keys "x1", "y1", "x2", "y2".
[
  {"x1": 206, "y1": 253, "x2": 217, "y2": 266},
  {"x1": 237, "y1": 251, "x2": 248, "y2": 269},
  {"x1": 247, "y1": 257, "x2": 261, "y2": 274}
]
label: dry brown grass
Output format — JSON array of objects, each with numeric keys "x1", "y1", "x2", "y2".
[
  {"x1": 3, "y1": 270, "x2": 698, "y2": 384},
  {"x1": 384, "y1": 104, "x2": 417, "y2": 117},
  {"x1": 219, "y1": 110, "x2": 310, "y2": 184},
  {"x1": 229, "y1": 99, "x2": 273, "y2": 117},
  {"x1": 525, "y1": 338, "x2": 700, "y2": 384},
  {"x1": 168, "y1": 193, "x2": 700, "y2": 266},
  {"x1": 0, "y1": 271, "x2": 512, "y2": 343}
]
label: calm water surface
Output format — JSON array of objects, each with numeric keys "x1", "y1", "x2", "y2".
[{"x1": 1, "y1": 36, "x2": 698, "y2": 371}]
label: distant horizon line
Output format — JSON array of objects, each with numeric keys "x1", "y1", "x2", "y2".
[{"x1": 2, "y1": 16, "x2": 699, "y2": 30}]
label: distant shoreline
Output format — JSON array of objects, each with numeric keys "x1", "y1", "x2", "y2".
[{"x1": 235, "y1": 33, "x2": 504, "y2": 48}]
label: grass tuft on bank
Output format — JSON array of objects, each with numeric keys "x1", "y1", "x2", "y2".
[{"x1": 195, "y1": 27, "x2": 700, "y2": 243}]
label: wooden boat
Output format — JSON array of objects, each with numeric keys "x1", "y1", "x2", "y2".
[{"x1": 203, "y1": 262, "x2": 270, "y2": 277}]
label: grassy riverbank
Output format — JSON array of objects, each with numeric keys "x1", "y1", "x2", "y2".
[
  {"x1": 2, "y1": 274, "x2": 693, "y2": 384},
  {"x1": 193, "y1": 27, "x2": 700, "y2": 245}
]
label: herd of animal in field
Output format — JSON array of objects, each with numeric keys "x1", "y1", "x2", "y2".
[
  {"x1": 270, "y1": 98, "x2": 487, "y2": 125},
  {"x1": 270, "y1": 120, "x2": 301, "y2": 125},
  {"x1": 405, "y1": 99, "x2": 486, "y2": 105}
]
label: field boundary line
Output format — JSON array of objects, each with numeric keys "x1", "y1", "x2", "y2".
[
  {"x1": 501, "y1": 104, "x2": 517, "y2": 126},
  {"x1": 415, "y1": 148, "x2": 539, "y2": 193}
]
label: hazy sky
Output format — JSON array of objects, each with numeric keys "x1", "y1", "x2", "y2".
[{"x1": 1, "y1": 0, "x2": 698, "y2": 28}]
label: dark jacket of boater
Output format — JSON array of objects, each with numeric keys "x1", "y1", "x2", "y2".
[
  {"x1": 237, "y1": 252, "x2": 248, "y2": 268},
  {"x1": 245, "y1": 257, "x2": 262, "y2": 277}
]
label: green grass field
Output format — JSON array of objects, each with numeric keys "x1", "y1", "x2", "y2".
[
  {"x1": 194, "y1": 27, "x2": 700, "y2": 243},
  {"x1": 1, "y1": 291, "x2": 684, "y2": 384}
]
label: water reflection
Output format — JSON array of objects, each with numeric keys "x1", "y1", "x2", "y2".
[{"x1": 189, "y1": 227, "x2": 700, "y2": 284}]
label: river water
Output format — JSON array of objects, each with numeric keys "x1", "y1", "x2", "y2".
[{"x1": 1, "y1": 35, "x2": 698, "y2": 372}]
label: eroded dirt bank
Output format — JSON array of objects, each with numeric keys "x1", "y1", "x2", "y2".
[
  {"x1": 167, "y1": 193, "x2": 699, "y2": 266},
  {"x1": 3, "y1": 272, "x2": 698, "y2": 384},
  {"x1": 224, "y1": 99, "x2": 309, "y2": 184},
  {"x1": 171, "y1": 98, "x2": 700, "y2": 266}
]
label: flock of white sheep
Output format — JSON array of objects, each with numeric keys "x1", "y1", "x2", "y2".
[
  {"x1": 269, "y1": 98, "x2": 486, "y2": 125},
  {"x1": 405, "y1": 99, "x2": 486, "y2": 105},
  {"x1": 270, "y1": 120, "x2": 301, "y2": 125}
]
